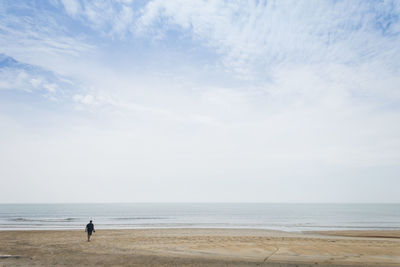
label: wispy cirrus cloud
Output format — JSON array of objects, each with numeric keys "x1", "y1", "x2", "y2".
[
  {"x1": 56, "y1": 0, "x2": 137, "y2": 37},
  {"x1": 1, "y1": 1, "x2": 400, "y2": 202},
  {"x1": 0, "y1": 54, "x2": 82, "y2": 102},
  {"x1": 0, "y1": 1, "x2": 94, "y2": 77},
  {"x1": 137, "y1": 0, "x2": 400, "y2": 79}
]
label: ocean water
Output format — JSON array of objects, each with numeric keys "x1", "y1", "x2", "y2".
[{"x1": 0, "y1": 203, "x2": 399, "y2": 231}]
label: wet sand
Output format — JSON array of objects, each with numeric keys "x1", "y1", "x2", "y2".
[{"x1": 0, "y1": 229, "x2": 399, "y2": 266}]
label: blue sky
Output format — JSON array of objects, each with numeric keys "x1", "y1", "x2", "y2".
[{"x1": 1, "y1": 0, "x2": 400, "y2": 203}]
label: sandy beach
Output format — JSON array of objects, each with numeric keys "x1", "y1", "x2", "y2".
[{"x1": 0, "y1": 229, "x2": 399, "y2": 266}]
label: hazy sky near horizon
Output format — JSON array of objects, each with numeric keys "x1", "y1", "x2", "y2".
[{"x1": 1, "y1": 0, "x2": 400, "y2": 203}]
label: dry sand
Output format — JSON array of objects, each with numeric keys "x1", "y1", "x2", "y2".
[{"x1": 0, "y1": 228, "x2": 399, "y2": 266}]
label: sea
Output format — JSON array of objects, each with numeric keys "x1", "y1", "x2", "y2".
[{"x1": 0, "y1": 203, "x2": 399, "y2": 231}]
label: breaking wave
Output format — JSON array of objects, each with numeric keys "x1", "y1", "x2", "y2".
[
  {"x1": 9, "y1": 217, "x2": 77, "y2": 222},
  {"x1": 113, "y1": 217, "x2": 166, "y2": 220}
]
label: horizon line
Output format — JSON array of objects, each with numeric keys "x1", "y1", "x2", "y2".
[{"x1": 1, "y1": 202, "x2": 399, "y2": 205}]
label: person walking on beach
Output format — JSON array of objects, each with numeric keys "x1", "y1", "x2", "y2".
[{"x1": 85, "y1": 220, "x2": 95, "y2": 242}]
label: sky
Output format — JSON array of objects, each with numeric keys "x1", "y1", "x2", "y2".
[{"x1": 0, "y1": 0, "x2": 399, "y2": 203}]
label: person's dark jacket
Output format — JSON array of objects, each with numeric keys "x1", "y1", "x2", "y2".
[{"x1": 86, "y1": 223, "x2": 94, "y2": 232}]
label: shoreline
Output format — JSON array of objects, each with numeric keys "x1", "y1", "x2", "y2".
[
  {"x1": 2, "y1": 226, "x2": 399, "y2": 231},
  {"x1": 1, "y1": 228, "x2": 399, "y2": 266},
  {"x1": 308, "y1": 230, "x2": 400, "y2": 239}
]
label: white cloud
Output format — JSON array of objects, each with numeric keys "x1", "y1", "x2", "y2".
[
  {"x1": 43, "y1": 83, "x2": 58, "y2": 93},
  {"x1": 30, "y1": 78, "x2": 42, "y2": 88},
  {"x1": 137, "y1": 0, "x2": 400, "y2": 80},
  {"x1": 59, "y1": 0, "x2": 137, "y2": 37},
  {"x1": 60, "y1": 0, "x2": 81, "y2": 16},
  {"x1": 0, "y1": 67, "x2": 64, "y2": 100},
  {"x1": 0, "y1": 3, "x2": 94, "y2": 77},
  {"x1": 0, "y1": 68, "x2": 33, "y2": 92},
  {"x1": 1, "y1": 1, "x2": 400, "y2": 202}
]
